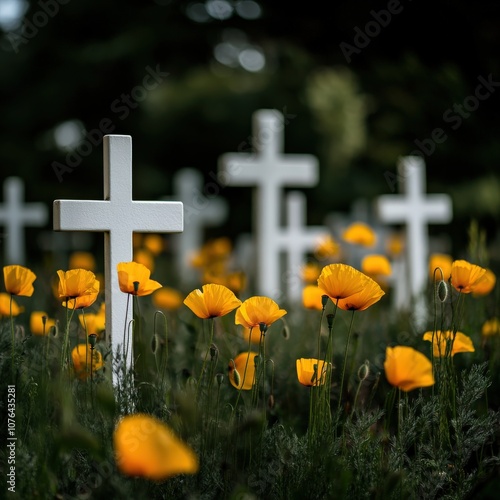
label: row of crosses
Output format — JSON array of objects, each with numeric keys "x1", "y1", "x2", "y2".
[{"x1": 0, "y1": 109, "x2": 453, "y2": 385}]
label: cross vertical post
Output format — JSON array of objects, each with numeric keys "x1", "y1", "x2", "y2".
[
  {"x1": 376, "y1": 156, "x2": 452, "y2": 323},
  {"x1": 0, "y1": 177, "x2": 48, "y2": 265},
  {"x1": 53, "y1": 135, "x2": 183, "y2": 385},
  {"x1": 218, "y1": 109, "x2": 319, "y2": 299}
]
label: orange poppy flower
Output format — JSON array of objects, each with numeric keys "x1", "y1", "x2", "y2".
[
  {"x1": 79, "y1": 303, "x2": 106, "y2": 335},
  {"x1": 68, "y1": 251, "x2": 96, "y2": 271},
  {"x1": 314, "y1": 235, "x2": 340, "y2": 260},
  {"x1": 337, "y1": 275, "x2": 385, "y2": 311},
  {"x1": 184, "y1": 283, "x2": 242, "y2": 319},
  {"x1": 301, "y1": 262, "x2": 322, "y2": 283},
  {"x1": 57, "y1": 269, "x2": 100, "y2": 299},
  {"x1": 482, "y1": 318, "x2": 500, "y2": 337},
  {"x1": 384, "y1": 346, "x2": 435, "y2": 392},
  {"x1": 342, "y1": 222, "x2": 376, "y2": 247},
  {"x1": 117, "y1": 261, "x2": 162, "y2": 296},
  {"x1": 235, "y1": 296, "x2": 287, "y2": 330},
  {"x1": 450, "y1": 260, "x2": 486, "y2": 293},
  {"x1": 114, "y1": 413, "x2": 199, "y2": 480},
  {"x1": 143, "y1": 234, "x2": 165, "y2": 256},
  {"x1": 0, "y1": 293, "x2": 23, "y2": 317},
  {"x1": 30, "y1": 311, "x2": 56, "y2": 336},
  {"x1": 428, "y1": 253, "x2": 453, "y2": 281},
  {"x1": 3, "y1": 264, "x2": 36, "y2": 297},
  {"x1": 296, "y1": 358, "x2": 331, "y2": 386},
  {"x1": 71, "y1": 344, "x2": 104, "y2": 379},
  {"x1": 422, "y1": 331, "x2": 475, "y2": 357},
  {"x1": 471, "y1": 268, "x2": 496, "y2": 296},
  {"x1": 302, "y1": 285, "x2": 325, "y2": 311},
  {"x1": 361, "y1": 255, "x2": 392, "y2": 277},
  {"x1": 228, "y1": 352, "x2": 257, "y2": 390},
  {"x1": 317, "y1": 263, "x2": 366, "y2": 301},
  {"x1": 152, "y1": 287, "x2": 184, "y2": 311}
]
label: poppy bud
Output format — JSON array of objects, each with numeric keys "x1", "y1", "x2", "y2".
[
  {"x1": 88, "y1": 333, "x2": 97, "y2": 349},
  {"x1": 437, "y1": 280, "x2": 448, "y2": 303},
  {"x1": 321, "y1": 294, "x2": 329, "y2": 309},
  {"x1": 327, "y1": 314, "x2": 335, "y2": 329}
]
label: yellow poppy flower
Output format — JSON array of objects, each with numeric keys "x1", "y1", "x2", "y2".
[
  {"x1": 63, "y1": 288, "x2": 100, "y2": 310},
  {"x1": 68, "y1": 251, "x2": 96, "y2": 271},
  {"x1": 133, "y1": 248, "x2": 155, "y2": 274},
  {"x1": 342, "y1": 222, "x2": 376, "y2": 247},
  {"x1": 143, "y1": 234, "x2": 164, "y2": 256},
  {"x1": 361, "y1": 254, "x2": 392, "y2": 277},
  {"x1": 79, "y1": 304, "x2": 106, "y2": 335},
  {"x1": 471, "y1": 268, "x2": 496, "y2": 296},
  {"x1": 384, "y1": 346, "x2": 435, "y2": 392},
  {"x1": 296, "y1": 358, "x2": 331, "y2": 386},
  {"x1": 184, "y1": 283, "x2": 242, "y2": 319},
  {"x1": 386, "y1": 233, "x2": 404, "y2": 257},
  {"x1": 301, "y1": 262, "x2": 322, "y2": 283},
  {"x1": 30, "y1": 311, "x2": 56, "y2": 336},
  {"x1": 117, "y1": 262, "x2": 162, "y2": 296},
  {"x1": 0, "y1": 293, "x2": 23, "y2": 317},
  {"x1": 337, "y1": 275, "x2": 385, "y2": 311},
  {"x1": 482, "y1": 318, "x2": 500, "y2": 337},
  {"x1": 302, "y1": 285, "x2": 325, "y2": 311},
  {"x1": 314, "y1": 235, "x2": 340, "y2": 260},
  {"x1": 429, "y1": 253, "x2": 453, "y2": 281},
  {"x1": 71, "y1": 344, "x2": 104, "y2": 379},
  {"x1": 3, "y1": 264, "x2": 36, "y2": 297},
  {"x1": 235, "y1": 296, "x2": 287, "y2": 330},
  {"x1": 317, "y1": 263, "x2": 366, "y2": 301},
  {"x1": 225, "y1": 271, "x2": 247, "y2": 294},
  {"x1": 423, "y1": 331, "x2": 475, "y2": 357},
  {"x1": 228, "y1": 352, "x2": 257, "y2": 390},
  {"x1": 113, "y1": 413, "x2": 199, "y2": 480},
  {"x1": 152, "y1": 287, "x2": 184, "y2": 311},
  {"x1": 450, "y1": 260, "x2": 487, "y2": 293},
  {"x1": 57, "y1": 269, "x2": 100, "y2": 299}
]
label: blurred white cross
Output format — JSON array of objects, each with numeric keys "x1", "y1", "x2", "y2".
[
  {"x1": 218, "y1": 109, "x2": 319, "y2": 299},
  {"x1": 276, "y1": 191, "x2": 328, "y2": 303},
  {"x1": 53, "y1": 135, "x2": 183, "y2": 384},
  {"x1": 376, "y1": 156, "x2": 452, "y2": 325},
  {"x1": 0, "y1": 176, "x2": 48, "y2": 265}
]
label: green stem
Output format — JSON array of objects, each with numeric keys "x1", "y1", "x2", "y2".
[
  {"x1": 196, "y1": 317, "x2": 215, "y2": 399},
  {"x1": 10, "y1": 294, "x2": 15, "y2": 381},
  {"x1": 337, "y1": 310, "x2": 356, "y2": 417}
]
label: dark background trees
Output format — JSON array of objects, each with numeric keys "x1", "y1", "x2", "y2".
[{"x1": 1, "y1": 0, "x2": 499, "y2": 269}]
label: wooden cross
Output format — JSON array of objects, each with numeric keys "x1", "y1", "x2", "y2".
[
  {"x1": 218, "y1": 109, "x2": 319, "y2": 298},
  {"x1": 376, "y1": 156, "x2": 452, "y2": 319},
  {"x1": 0, "y1": 176, "x2": 48, "y2": 265},
  {"x1": 172, "y1": 167, "x2": 228, "y2": 287},
  {"x1": 53, "y1": 135, "x2": 183, "y2": 383},
  {"x1": 276, "y1": 191, "x2": 328, "y2": 302}
]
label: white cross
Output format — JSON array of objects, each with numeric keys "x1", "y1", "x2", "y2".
[
  {"x1": 53, "y1": 135, "x2": 183, "y2": 383},
  {"x1": 376, "y1": 156, "x2": 452, "y2": 315},
  {"x1": 276, "y1": 191, "x2": 328, "y2": 303},
  {"x1": 172, "y1": 168, "x2": 228, "y2": 287},
  {"x1": 0, "y1": 177, "x2": 48, "y2": 265},
  {"x1": 218, "y1": 109, "x2": 319, "y2": 298}
]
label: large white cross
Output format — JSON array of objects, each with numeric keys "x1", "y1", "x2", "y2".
[
  {"x1": 376, "y1": 156, "x2": 452, "y2": 313},
  {"x1": 276, "y1": 191, "x2": 328, "y2": 302},
  {"x1": 172, "y1": 168, "x2": 228, "y2": 287},
  {"x1": 0, "y1": 176, "x2": 48, "y2": 265},
  {"x1": 218, "y1": 109, "x2": 319, "y2": 298},
  {"x1": 53, "y1": 135, "x2": 183, "y2": 383}
]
